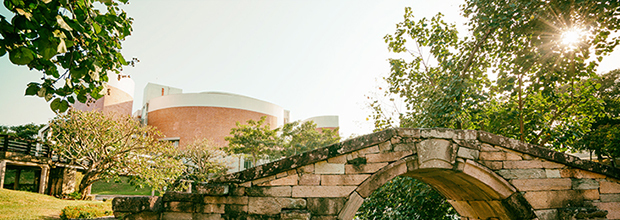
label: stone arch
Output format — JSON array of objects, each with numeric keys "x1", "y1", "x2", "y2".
[
  {"x1": 339, "y1": 155, "x2": 535, "y2": 220},
  {"x1": 112, "y1": 128, "x2": 620, "y2": 220}
]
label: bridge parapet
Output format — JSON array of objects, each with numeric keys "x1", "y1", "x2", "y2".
[{"x1": 113, "y1": 128, "x2": 620, "y2": 220}]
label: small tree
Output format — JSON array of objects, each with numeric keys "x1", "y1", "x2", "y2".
[
  {"x1": 179, "y1": 138, "x2": 229, "y2": 182},
  {"x1": 50, "y1": 110, "x2": 184, "y2": 199},
  {"x1": 0, "y1": 123, "x2": 46, "y2": 139},
  {"x1": 278, "y1": 121, "x2": 340, "y2": 157},
  {"x1": 224, "y1": 116, "x2": 279, "y2": 167}
]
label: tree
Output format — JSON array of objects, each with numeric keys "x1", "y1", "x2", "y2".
[
  {"x1": 1, "y1": 0, "x2": 136, "y2": 113},
  {"x1": 356, "y1": 176, "x2": 457, "y2": 220},
  {"x1": 575, "y1": 69, "x2": 620, "y2": 167},
  {"x1": 367, "y1": 1, "x2": 620, "y2": 218},
  {"x1": 278, "y1": 120, "x2": 340, "y2": 158},
  {"x1": 224, "y1": 116, "x2": 280, "y2": 167},
  {"x1": 0, "y1": 123, "x2": 45, "y2": 139},
  {"x1": 178, "y1": 138, "x2": 229, "y2": 182},
  {"x1": 49, "y1": 110, "x2": 184, "y2": 199}
]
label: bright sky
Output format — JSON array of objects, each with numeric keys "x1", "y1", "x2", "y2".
[{"x1": 1, "y1": 1, "x2": 619, "y2": 138}]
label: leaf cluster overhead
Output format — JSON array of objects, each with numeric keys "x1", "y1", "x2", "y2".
[{"x1": 1, "y1": 0, "x2": 135, "y2": 113}]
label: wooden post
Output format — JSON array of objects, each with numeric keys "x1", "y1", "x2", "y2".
[
  {"x1": 13, "y1": 169, "x2": 21, "y2": 190},
  {"x1": 2, "y1": 135, "x2": 8, "y2": 152},
  {"x1": 39, "y1": 166, "x2": 50, "y2": 194},
  {"x1": 0, "y1": 160, "x2": 6, "y2": 189}
]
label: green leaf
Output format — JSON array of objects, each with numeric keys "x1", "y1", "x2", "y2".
[
  {"x1": 93, "y1": 22, "x2": 101, "y2": 34},
  {"x1": 0, "y1": 43, "x2": 5, "y2": 57},
  {"x1": 9, "y1": 47, "x2": 34, "y2": 65},
  {"x1": 50, "y1": 98, "x2": 61, "y2": 112},
  {"x1": 115, "y1": 52, "x2": 127, "y2": 65},
  {"x1": 24, "y1": 83, "x2": 39, "y2": 96}
]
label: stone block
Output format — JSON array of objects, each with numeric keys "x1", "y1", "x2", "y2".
[
  {"x1": 511, "y1": 178, "x2": 572, "y2": 191},
  {"x1": 420, "y1": 128, "x2": 455, "y2": 139},
  {"x1": 545, "y1": 169, "x2": 561, "y2": 178},
  {"x1": 276, "y1": 172, "x2": 288, "y2": 178},
  {"x1": 479, "y1": 152, "x2": 505, "y2": 161},
  {"x1": 321, "y1": 174, "x2": 370, "y2": 186},
  {"x1": 393, "y1": 143, "x2": 415, "y2": 152},
  {"x1": 248, "y1": 197, "x2": 281, "y2": 215},
  {"x1": 356, "y1": 146, "x2": 380, "y2": 155},
  {"x1": 297, "y1": 164, "x2": 314, "y2": 174},
  {"x1": 314, "y1": 161, "x2": 345, "y2": 174},
  {"x1": 252, "y1": 176, "x2": 276, "y2": 186},
  {"x1": 594, "y1": 202, "x2": 620, "y2": 219},
  {"x1": 534, "y1": 209, "x2": 558, "y2": 220},
  {"x1": 357, "y1": 160, "x2": 407, "y2": 198},
  {"x1": 345, "y1": 163, "x2": 388, "y2": 174},
  {"x1": 307, "y1": 197, "x2": 346, "y2": 215},
  {"x1": 524, "y1": 190, "x2": 600, "y2": 209},
  {"x1": 299, "y1": 174, "x2": 320, "y2": 185},
  {"x1": 457, "y1": 147, "x2": 479, "y2": 160},
  {"x1": 572, "y1": 179, "x2": 599, "y2": 190},
  {"x1": 480, "y1": 143, "x2": 500, "y2": 152},
  {"x1": 248, "y1": 197, "x2": 306, "y2": 215},
  {"x1": 194, "y1": 184, "x2": 230, "y2": 196},
  {"x1": 163, "y1": 192, "x2": 197, "y2": 202},
  {"x1": 365, "y1": 151, "x2": 413, "y2": 163},
  {"x1": 204, "y1": 196, "x2": 248, "y2": 205},
  {"x1": 416, "y1": 139, "x2": 456, "y2": 169},
  {"x1": 292, "y1": 186, "x2": 357, "y2": 198},
  {"x1": 281, "y1": 210, "x2": 311, "y2": 220},
  {"x1": 461, "y1": 160, "x2": 516, "y2": 199},
  {"x1": 196, "y1": 204, "x2": 225, "y2": 214},
  {"x1": 114, "y1": 211, "x2": 160, "y2": 220},
  {"x1": 224, "y1": 204, "x2": 248, "y2": 214},
  {"x1": 503, "y1": 160, "x2": 564, "y2": 169},
  {"x1": 112, "y1": 196, "x2": 162, "y2": 213},
  {"x1": 600, "y1": 180, "x2": 620, "y2": 193},
  {"x1": 162, "y1": 212, "x2": 192, "y2": 220},
  {"x1": 397, "y1": 128, "x2": 420, "y2": 137},
  {"x1": 560, "y1": 169, "x2": 607, "y2": 179},
  {"x1": 338, "y1": 191, "x2": 364, "y2": 220},
  {"x1": 327, "y1": 155, "x2": 347, "y2": 164},
  {"x1": 245, "y1": 186, "x2": 292, "y2": 197},
  {"x1": 601, "y1": 194, "x2": 620, "y2": 202},
  {"x1": 164, "y1": 201, "x2": 194, "y2": 212},
  {"x1": 496, "y1": 169, "x2": 546, "y2": 179},
  {"x1": 479, "y1": 160, "x2": 503, "y2": 170},
  {"x1": 257, "y1": 175, "x2": 298, "y2": 186},
  {"x1": 378, "y1": 141, "x2": 392, "y2": 152}
]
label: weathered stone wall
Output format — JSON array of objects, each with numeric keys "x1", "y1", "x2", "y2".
[{"x1": 113, "y1": 128, "x2": 620, "y2": 220}]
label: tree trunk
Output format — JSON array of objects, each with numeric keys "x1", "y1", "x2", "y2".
[{"x1": 77, "y1": 173, "x2": 97, "y2": 200}]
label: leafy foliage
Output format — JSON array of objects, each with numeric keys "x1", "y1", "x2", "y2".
[
  {"x1": 60, "y1": 204, "x2": 111, "y2": 220},
  {"x1": 356, "y1": 176, "x2": 457, "y2": 220},
  {"x1": 277, "y1": 120, "x2": 340, "y2": 158},
  {"x1": 224, "y1": 116, "x2": 280, "y2": 166},
  {"x1": 225, "y1": 117, "x2": 340, "y2": 168},
  {"x1": 0, "y1": 123, "x2": 46, "y2": 139},
  {"x1": 0, "y1": 0, "x2": 136, "y2": 112},
  {"x1": 178, "y1": 138, "x2": 229, "y2": 182},
  {"x1": 49, "y1": 110, "x2": 184, "y2": 199},
  {"x1": 366, "y1": 1, "x2": 620, "y2": 219},
  {"x1": 575, "y1": 69, "x2": 620, "y2": 166}
]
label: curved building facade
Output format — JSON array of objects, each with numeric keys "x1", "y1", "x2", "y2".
[
  {"x1": 73, "y1": 73, "x2": 134, "y2": 115},
  {"x1": 142, "y1": 84, "x2": 288, "y2": 148}
]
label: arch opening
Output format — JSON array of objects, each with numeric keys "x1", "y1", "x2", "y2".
[{"x1": 344, "y1": 157, "x2": 535, "y2": 220}]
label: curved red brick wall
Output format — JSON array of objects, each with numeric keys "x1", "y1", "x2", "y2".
[{"x1": 147, "y1": 106, "x2": 278, "y2": 148}]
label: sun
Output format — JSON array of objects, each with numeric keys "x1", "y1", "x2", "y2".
[{"x1": 561, "y1": 28, "x2": 585, "y2": 48}]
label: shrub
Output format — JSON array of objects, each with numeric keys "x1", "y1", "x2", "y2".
[
  {"x1": 66, "y1": 191, "x2": 82, "y2": 200},
  {"x1": 60, "y1": 204, "x2": 112, "y2": 220}
]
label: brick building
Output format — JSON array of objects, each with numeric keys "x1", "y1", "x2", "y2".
[{"x1": 73, "y1": 74, "x2": 135, "y2": 115}]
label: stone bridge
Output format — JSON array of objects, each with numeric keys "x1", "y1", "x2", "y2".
[{"x1": 113, "y1": 128, "x2": 620, "y2": 220}]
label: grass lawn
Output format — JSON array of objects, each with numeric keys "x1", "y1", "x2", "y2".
[
  {"x1": 0, "y1": 189, "x2": 112, "y2": 220},
  {"x1": 91, "y1": 176, "x2": 152, "y2": 196}
]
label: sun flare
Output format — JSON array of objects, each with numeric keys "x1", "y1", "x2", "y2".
[{"x1": 561, "y1": 28, "x2": 585, "y2": 47}]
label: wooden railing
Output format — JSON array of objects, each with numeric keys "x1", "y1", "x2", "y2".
[{"x1": 0, "y1": 134, "x2": 52, "y2": 158}]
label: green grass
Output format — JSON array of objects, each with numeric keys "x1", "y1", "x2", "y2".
[
  {"x1": 0, "y1": 188, "x2": 112, "y2": 220},
  {"x1": 91, "y1": 177, "x2": 152, "y2": 196}
]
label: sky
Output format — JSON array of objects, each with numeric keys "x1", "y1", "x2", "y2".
[{"x1": 1, "y1": 0, "x2": 619, "y2": 138}]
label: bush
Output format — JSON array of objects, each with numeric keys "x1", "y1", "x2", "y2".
[
  {"x1": 66, "y1": 191, "x2": 82, "y2": 200},
  {"x1": 60, "y1": 204, "x2": 112, "y2": 220}
]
